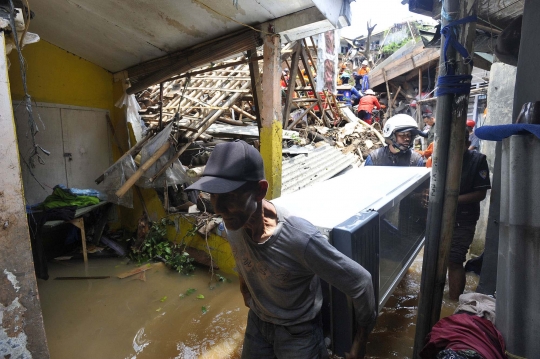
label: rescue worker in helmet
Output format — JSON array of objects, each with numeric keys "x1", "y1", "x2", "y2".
[
  {"x1": 357, "y1": 60, "x2": 370, "y2": 76},
  {"x1": 365, "y1": 114, "x2": 426, "y2": 166}
]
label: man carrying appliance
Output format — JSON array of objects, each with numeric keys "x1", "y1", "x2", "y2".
[
  {"x1": 365, "y1": 114, "x2": 426, "y2": 166},
  {"x1": 186, "y1": 140, "x2": 377, "y2": 359}
]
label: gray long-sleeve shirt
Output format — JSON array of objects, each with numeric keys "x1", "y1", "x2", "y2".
[{"x1": 226, "y1": 203, "x2": 377, "y2": 329}]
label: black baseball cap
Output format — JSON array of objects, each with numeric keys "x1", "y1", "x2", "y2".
[{"x1": 185, "y1": 140, "x2": 265, "y2": 193}]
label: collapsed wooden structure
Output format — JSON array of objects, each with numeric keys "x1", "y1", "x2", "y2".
[{"x1": 96, "y1": 40, "x2": 386, "y2": 211}]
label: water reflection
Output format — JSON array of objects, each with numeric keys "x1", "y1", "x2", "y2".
[{"x1": 38, "y1": 254, "x2": 478, "y2": 359}]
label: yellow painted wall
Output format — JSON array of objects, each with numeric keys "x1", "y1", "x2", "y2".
[
  {"x1": 8, "y1": 40, "x2": 236, "y2": 273},
  {"x1": 8, "y1": 40, "x2": 127, "y2": 227},
  {"x1": 10, "y1": 40, "x2": 112, "y2": 110}
]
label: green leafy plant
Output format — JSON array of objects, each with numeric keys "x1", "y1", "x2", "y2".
[
  {"x1": 197, "y1": 294, "x2": 205, "y2": 299},
  {"x1": 381, "y1": 38, "x2": 411, "y2": 56},
  {"x1": 201, "y1": 306, "x2": 208, "y2": 314},
  {"x1": 129, "y1": 218, "x2": 195, "y2": 274}
]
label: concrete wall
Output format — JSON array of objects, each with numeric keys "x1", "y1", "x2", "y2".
[
  {"x1": 471, "y1": 62, "x2": 517, "y2": 255},
  {"x1": 1, "y1": 32, "x2": 50, "y2": 359}
]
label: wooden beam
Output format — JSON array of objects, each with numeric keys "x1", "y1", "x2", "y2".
[
  {"x1": 300, "y1": 43, "x2": 330, "y2": 127},
  {"x1": 164, "y1": 56, "x2": 262, "y2": 83},
  {"x1": 383, "y1": 70, "x2": 392, "y2": 117},
  {"x1": 247, "y1": 49, "x2": 263, "y2": 129},
  {"x1": 282, "y1": 42, "x2": 301, "y2": 127},
  {"x1": 369, "y1": 42, "x2": 440, "y2": 87},
  {"x1": 260, "y1": 33, "x2": 283, "y2": 199}
]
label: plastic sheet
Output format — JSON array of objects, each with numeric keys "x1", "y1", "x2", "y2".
[
  {"x1": 137, "y1": 122, "x2": 192, "y2": 189},
  {"x1": 100, "y1": 156, "x2": 137, "y2": 208},
  {"x1": 115, "y1": 81, "x2": 148, "y2": 143}
]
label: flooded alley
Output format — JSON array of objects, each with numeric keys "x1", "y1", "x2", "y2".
[{"x1": 37, "y1": 251, "x2": 479, "y2": 359}]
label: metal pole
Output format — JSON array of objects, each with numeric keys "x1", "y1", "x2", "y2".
[
  {"x1": 497, "y1": 134, "x2": 540, "y2": 357},
  {"x1": 412, "y1": 0, "x2": 478, "y2": 356}
]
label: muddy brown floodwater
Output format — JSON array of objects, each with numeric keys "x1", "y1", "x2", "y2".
[{"x1": 38, "y1": 251, "x2": 479, "y2": 359}]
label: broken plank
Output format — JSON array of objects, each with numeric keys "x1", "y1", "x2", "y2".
[
  {"x1": 55, "y1": 276, "x2": 110, "y2": 280},
  {"x1": 116, "y1": 263, "x2": 154, "y2": 279}
]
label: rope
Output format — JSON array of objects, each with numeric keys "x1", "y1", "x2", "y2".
[
  {"x1": 435, "y1": 15, "x2": 477, "y2": 97},
  {"x1": 435, "y1": 74, "x2": 472, "y2": 96}
]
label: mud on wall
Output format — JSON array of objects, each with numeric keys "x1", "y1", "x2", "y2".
[{"x1": 1, "y1": 31, "x2": 50, "y2": 358}]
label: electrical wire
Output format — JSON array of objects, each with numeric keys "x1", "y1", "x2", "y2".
[{"x1": 8, "y1": 0, "x2": 49, "y2": 169}]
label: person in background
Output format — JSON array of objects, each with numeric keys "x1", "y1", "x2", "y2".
[
  {"x1": 352, "y1": 72, "x2": 362, "y2": 91},
  {"x1": 280, "y1": 68, "x2": 289, "y2": 88},
  {"x1": 467, "y1": 119, "x2": 480, "y2": 151},
  {"x1": 186, "y1": 140, "x2": 377, "y2": 359},
  {"x1": 357, "y1": 60, "x2": 370, "y2": 76},
  {"x1": 365, "y1": 114, "x2": 426, "y2": 166},
  {"x1": 423, "y1": 113, "x2": 436, "y2": 146},
  {"x1": 357, "y1": 89, "x2": 382, "y2": 124},
  {"x1": 447, "y1": 129, "x2": 491, "y2": 300},
  {"x1": 340, "y1": 71, "x2": 351, "y2": 86},
  {"x1": 337, "y1": 62, "x2": 349, "y2": 85}
]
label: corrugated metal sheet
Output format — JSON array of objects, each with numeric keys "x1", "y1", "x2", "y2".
[
  {"x1": 24, "y1": 0, "x2": 317, "y2": 72},
  {"x1": 281, "y1": 143, "x2": 358, "y2": 195},
  {"x1": 206, "y1": 124, "x2": 298, "y2": 140}
]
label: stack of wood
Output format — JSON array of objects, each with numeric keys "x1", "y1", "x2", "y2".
[{"x1": 136, "y1": 56, "x2": 258, "y2": 127}]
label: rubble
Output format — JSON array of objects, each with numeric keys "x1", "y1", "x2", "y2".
[{"x1": 97, "y1": 44, "x2": 386, "y2": 213}]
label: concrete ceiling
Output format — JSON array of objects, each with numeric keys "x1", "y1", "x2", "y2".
[{"x1": 26, "y1": 0, "x2": 341, "y2": 72}]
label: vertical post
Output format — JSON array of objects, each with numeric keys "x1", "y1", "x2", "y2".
[
  {"x1": 300, "y1": 44, "x2": 328, "y2": 127},
  {"x1": 247, "y1": 48, "x2": 263, "y2": 130},
  {"x1": 383, "y1": 70, "x2": 392, "y2": 117},
  {"x1": 0, "y1": 32, "x2": 50, "y2": 358},
  {"x1": 413, "y1": 0, "x2": 478, "y2": 356},
  {"x1": 282, "y1": 42, "x2": 301, "y2": 127},
  {"x1": 418, "y1": 68, "x2": 423, "y2": 126},
  {"x1": 159, "y1": 82, "x2": 163, "y2": 130},
  {"x1": 260, "y1": 32, "x2": 282, "y2": 199}
]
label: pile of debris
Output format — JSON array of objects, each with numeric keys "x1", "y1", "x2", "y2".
[{"x1": 97, "y1": 47, "x2": 385, "y2": 213}]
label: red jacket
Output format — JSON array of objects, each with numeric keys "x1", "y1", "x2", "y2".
[{"x1": 358, "y1": 95, "x2": 381, "y2": 113}]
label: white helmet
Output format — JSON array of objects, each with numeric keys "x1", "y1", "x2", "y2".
[
  {"x1": 362, "y1": 60, "x2": 369, "y2": 66},
  {"x1": 383, "y1": 114, "x2": 423, "y2": 152}
]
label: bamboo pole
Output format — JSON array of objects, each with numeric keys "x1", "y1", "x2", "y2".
[
  {"x1": 115, "y1": 140, "x2": 171, "y2": 198},
  {"x1": 232, "y1": 104, "x2": 256, "y2": 121},
  {"x1": 286, "y1": 102, "x2": 317, "y2": 130},
  {"x1": 412, "y1": 0, "x2": 478, "y2": 356},
  {"x1": 282, "y1": 43, "x2": 301, "y2": 127},
  {"x1": 300, "y1": 44, "x2": 330, "y2": 127},
  {"x1": 383, "y1": 70, "x2": 392, "y2": 117},
  {"x1": 247, "y1": 48, "x2": 263, "y2": 129},
  {"x1": 95, "y1": 130, "x2": 155, "y2": 184},
  {"x1": 150, "y1": 81, "x2": 251, "y2": 183},
  {"x1": 418, "y1": 68, "x2": 423, "y2": 126}
]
